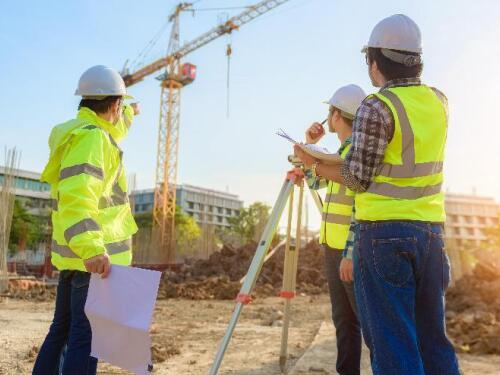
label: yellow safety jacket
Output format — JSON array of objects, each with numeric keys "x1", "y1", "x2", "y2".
[
  {"x1": 319, "y1": 144, "x2": 355, "y2": 250},
  {"x1": 355, "y1": 85, "x2": 447, "y2": 222},
  {"x1": 41, "y1": 105, "x2": 138, "y2": 271}
]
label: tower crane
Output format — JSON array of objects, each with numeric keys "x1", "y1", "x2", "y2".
[{"x1": 122, "y1": 0, "x2": 292, "y2": 265}]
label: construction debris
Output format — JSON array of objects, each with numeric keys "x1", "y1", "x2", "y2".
[
  {"x1": 2, "y1": 278, "x2": 56, "y2": 301},
  {"x1": 446, "y1": 262, "x2": 500, "y2": 355},
  {"x1": 157, "y1": 241, "x2": 328, "y2": 300}
]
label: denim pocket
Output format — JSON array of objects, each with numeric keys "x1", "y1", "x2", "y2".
[
  {"x1": 372, "y1": 237, "x2": 417, "y2": 287},
  {"x1": 71, "y1": 271, "x2": 91, "y2": 289}
]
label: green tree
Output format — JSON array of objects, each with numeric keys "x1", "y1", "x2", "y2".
[
  {"x1": 9, "y1": 200, "x2": 45, "y2": 253},
  {"x1": 133, "y1": 206, "x2": 201, "y2": 254},
  {"x1": 175, "y1": 206, "x2": 201, "y2": 254},
  {"x1": 219, "y1": 202, "x2": 271, "y2": 246}
]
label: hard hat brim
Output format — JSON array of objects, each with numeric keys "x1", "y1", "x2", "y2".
[{"x1": 78, "y1": 94, "x2": 134, "y2": 100}]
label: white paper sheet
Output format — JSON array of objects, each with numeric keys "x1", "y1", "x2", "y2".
[{"x1": 84, "y1": 265, "x2": 161, "y2": 375}]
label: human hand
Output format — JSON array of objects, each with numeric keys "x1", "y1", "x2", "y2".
[
  {"x1": 84, "y1": 254, "x2": 111, "y2": 278},
  {"x1": 293, "y1": 144, "x2": 318, "y2": 168},
  {"x1": 130, "y1": 102, "x2": 140, "y2": 116},
  {"x1": 287, "y1": 167, "x2": 305, "y2": 185},
  {"x1": 305, "y1": 122, "x2": 325, "y2": 144},
  {"x1": 339, "y1": 258, "x2": 354, "y2": 282}
]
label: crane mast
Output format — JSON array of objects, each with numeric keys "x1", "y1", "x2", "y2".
[{"x1": 123, "y1": 0, "x2": 292, "y2": 265}]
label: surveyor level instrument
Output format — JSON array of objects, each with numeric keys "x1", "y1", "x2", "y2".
[{"x1": 209, "y1": 159, "x2": 323, "y2": 375}]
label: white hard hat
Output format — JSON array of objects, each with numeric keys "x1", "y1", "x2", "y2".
[
  {"x1": 324, "y1": 84, "x2": 366, "y2": 119},
  {"x1": 75, "y1": 65, "x2": 132, "y2": 99},
  {"x1": 362, "y1": 14, "x2": 422, "y2": 54}
]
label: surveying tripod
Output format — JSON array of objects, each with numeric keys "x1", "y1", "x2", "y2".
[{"x1": 209, "y1": 156, "x2": 324, "y2": 375}]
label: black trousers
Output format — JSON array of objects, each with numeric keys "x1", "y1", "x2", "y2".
[{"x1": 324, "y1": 246, "x2": 361, "y2": 375}]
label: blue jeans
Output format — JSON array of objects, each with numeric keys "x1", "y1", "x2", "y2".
[
  {"x1": 324, "y1": 247, "x2": 361, "y2": 375},
  {"x1": 353, "y1": 221, "x2": 460, "y2": 375},
  {"x1": 33, "y1": 271, "x2": 98, "y2": 375}
]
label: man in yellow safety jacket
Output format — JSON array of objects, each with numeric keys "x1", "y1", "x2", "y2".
[
  {"x1": 33, "y1": 65, "x2": 139, "y2": 375},
  {"x1": 290, "y1": 84, "x2": 366, "y2": 375},
  {"x1": 295, "y1": 14, "x2": 461, "y2": 375}
]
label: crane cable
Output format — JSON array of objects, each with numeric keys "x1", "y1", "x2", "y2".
[
  {"x1": 226, "y1": 43, "x2": 232, "y2": 118},
  {"x1": 129, "y1": 20, "x2": 171, "y2": 71}
]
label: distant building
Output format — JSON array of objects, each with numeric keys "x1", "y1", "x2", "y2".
[
  {"x1": 0, "y1": 167, "x2": 50, "y2": 216},
  {"x1": 444, "y1": 193, "x2": 500, "y2": 248},
  {"x1": 131, "y1": 184, "x2": 244, "y2": 228}
]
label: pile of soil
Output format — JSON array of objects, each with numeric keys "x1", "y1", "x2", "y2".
[
  {"x1": 157, "y1": 241, "x2": 328, "y2": 300},
  {"x1": 446, "y1": 262, "x2": 500, "y2": 354}
]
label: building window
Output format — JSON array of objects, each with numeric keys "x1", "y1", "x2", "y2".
[
  {"x1": 234, "y1": 210, "x2": 240, "y2": 216},
  {"x1": 217, "y1": 216, "x2": 223, "y2": 223},
  {"x1": 198, "y1": 204, "x2": 204, "y2": 211},
  {"x1": 478, "y1": 217, "x2": 486, "y2": 225},
  {"x1": 226, "y1": 208, "x2": 231, "y2": 215},
  {"x1": 464, "y1": 216, "x2": 473, "y2": 224},
  {"x1": 187, "y1": 201, "x2": 194, "y2": 209},
  {"x1": 466, "y1": 228, "x2": 474, "y2": 236},
  {"x1": 208, "y1": 205, "x2": 213, "y2": 212},
  {"x1": 217, "y1": 207, "x2": 223, "y2": 214},
  {"x1": 454, "y1": 228, "x2": 461, "y2": 235}
]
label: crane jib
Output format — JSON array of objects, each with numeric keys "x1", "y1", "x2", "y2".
[{"x1": 122, "y1": 0, "x2": 292, "y2": 87}]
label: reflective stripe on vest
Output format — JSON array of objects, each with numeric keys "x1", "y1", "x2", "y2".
[
  {"x1": 325, "y1": 185, "x2": 355, "y2": 206},
  {"x1": 355, "y1": 85, "x2": 447, "y2": 222},
  {"x1": 320, "y1": 144, "x2": 354, "y2": 249},
  {"x1": 367, "y1": 89, "x2": 443, "y2": 199}
]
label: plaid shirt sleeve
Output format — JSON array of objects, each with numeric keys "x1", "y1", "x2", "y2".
[{"x1": 341, "y1": 96, "x2": 394, "y2": 192}]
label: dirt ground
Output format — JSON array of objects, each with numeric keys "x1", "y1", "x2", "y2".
[{"x1": 1, "y1": 295, "x2": 500, "y2": 375}]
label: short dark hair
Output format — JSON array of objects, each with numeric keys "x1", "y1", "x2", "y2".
[
  {"x1": 79, "y1": 96, "x2": 122, "y2": 114},
  {"x1": 367, "y1": 47, "x2": 423, "y2": 81}
]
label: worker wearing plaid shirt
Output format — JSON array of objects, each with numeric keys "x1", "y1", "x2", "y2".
[{"x1": 294, "y1": 14, "x2": 460, "y2": 375}]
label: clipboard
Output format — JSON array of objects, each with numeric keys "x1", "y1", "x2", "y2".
[{"x1": 277, "y1": 129, "x2": 344, "y2": 165}]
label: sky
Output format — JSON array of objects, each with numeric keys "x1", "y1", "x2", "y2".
[{"x1": 1, "y1": 0, "x2": 500, "y2": 230}]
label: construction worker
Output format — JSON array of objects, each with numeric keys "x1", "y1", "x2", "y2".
[
  {"x1": 33, "y1": 65, "x2": 139, "y2": 375},
  {"x1": 290, "y1": 84, "x2": 366, "y2": 375},
  {"x1": 295, "y1": 14, "x2": 460, "y2": 375}
]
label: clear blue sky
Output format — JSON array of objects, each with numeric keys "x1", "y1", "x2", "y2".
[{"x1": 2, "y1": 0, "x2": 500, "y2": 229}]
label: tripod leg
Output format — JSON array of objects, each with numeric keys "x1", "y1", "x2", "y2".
[
  {"x1": 209, "y1": 178, "x2": 294, "y2": 375},
  {"x1": 279, "y1": 181, "x2": 304, "y2": 373},
  {"x1": 307, "y1": 184, "x2": 323, "y2": 214}
]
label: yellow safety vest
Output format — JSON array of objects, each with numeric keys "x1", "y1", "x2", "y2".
[
  {"x1": 41, "y1": 105, "x2": 138, "y2": 271},
  {"x1": 355, "y1": 85, "x2": 447, "y2": 222},
  {"x1": 319, "y1": 144, "x2": 355, "y2": 249}
]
